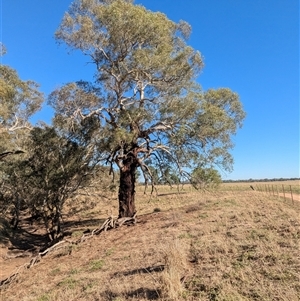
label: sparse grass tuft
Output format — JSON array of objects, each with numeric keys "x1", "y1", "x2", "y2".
[
  {"x1": 160, "y1": 239, "x2": 188, "y2": 300},
  {"x1": 89, "y1": 259, "x2": 105, "y2": 271},
  {"x1": 58, "y1": 277, "x2": 78, "y2": 289},
  {"x1": 37, "y1": 294, "x2": 51, "y2": 301}
]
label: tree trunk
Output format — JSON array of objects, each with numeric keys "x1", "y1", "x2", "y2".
[
  {"x1": 118, "y1": 153, "x2": 138, "y2": 218},
  {"x1": 43, "y1": 208, "x2": 62, "y2": 241}
]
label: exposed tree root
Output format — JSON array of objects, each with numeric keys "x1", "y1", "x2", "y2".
[
  {"x1": 0, "y1": 213, "x2": 137, "y2": 289},
  {"x1": 78, "y1": 212, "x2": 137, "y2": 242}
]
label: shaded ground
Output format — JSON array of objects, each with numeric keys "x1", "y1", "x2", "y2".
[{"x1": 0, "y1": 213, "x2": 106, "y2": 280}]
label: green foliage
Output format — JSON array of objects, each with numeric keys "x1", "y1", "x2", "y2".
[
  {"x1": 191, "y1": 167, "x2": 222, "y2": 189},
  {"x1": 0, "y1": 57, "x2": 43, "y2": 156},
  {"x1": 0, "y1": 125, "x2": 99, "y2": 240},
  {"x1": 0, "y1": 65, "x2": 43, "y2": 121},
  {"x1": 142, "y1": 163, "x2": 180, "y2": 186},
  {"x1": 0, "y1": 65, "x2": 42, "y2": 121},
  {"x1": 51, "y1": 0, "x2": 245, "y2": 214}
]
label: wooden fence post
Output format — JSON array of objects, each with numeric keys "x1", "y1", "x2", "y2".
[
  {"x1": 290, "y1": 185, "x2": 294, "y2": 204},
  {"x1": 282, "y1": 185, "x2": 286, "y2": 201}
]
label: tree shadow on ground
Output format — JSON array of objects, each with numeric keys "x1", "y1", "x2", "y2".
[
  {"x1": 0, "y1": 215, "x2": 49, "y2": 251},
  {"x1": 63, "y1": 217, "x2": 105, "y2": 232},
  {"x1": 157, "y1": 191, "x2": 187, "y2": 197},
  {"x1": 0, "y1": 217, "x2": 13, "y2": 245},
  {"x1": 1, "y1": 216, "x2": 107, "y2": 252},
  {"x1": 8, "y1": 228, "x2": 49, "y2": 251},
  {"x1": 113, "y1": 265, "x2": 165, "y2": 276},
  {"x1": 103, "y1": 288, "x2": 161, "y2": 300}
]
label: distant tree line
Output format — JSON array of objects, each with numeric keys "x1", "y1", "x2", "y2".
[{"x1": 223, "y1": 178, "x2": 299, "y2": 183}]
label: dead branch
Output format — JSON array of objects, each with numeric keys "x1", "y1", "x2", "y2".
[
  {"x1": 0, "y1": 213, "x2": 137, "y2": 289},
  {"x1": 39, "y1": 240, "x2": 68, "y2": 257},
  {"x1": 0, "y1": 240, "x2": 68, "y2": 288},
  {"x1": 0, "y1": 263, "x2": 27, "y2": 287}
]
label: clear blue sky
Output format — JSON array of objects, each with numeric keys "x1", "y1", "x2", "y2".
[{"x1": 1, "y1": 0, "x2": 299, "y2": 180}]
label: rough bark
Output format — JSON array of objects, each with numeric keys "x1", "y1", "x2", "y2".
[
  {"x1": 43, "y1": 209, "x2": 62, "y2": 241},
  {"x1": 118, "y1": 153, "x2": 138, "y2": 218}
]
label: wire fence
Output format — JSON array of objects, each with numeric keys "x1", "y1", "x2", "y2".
[{"x1": 255, "y1": 184, "x2": 298, "y2": 204}]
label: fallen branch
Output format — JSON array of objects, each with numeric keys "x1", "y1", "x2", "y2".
[
  {"x1": 0, "y1": 213, "x2": 137, "y2": 289},
  {"x1": 0, "y1": 263, "x2": 27, "y2": 287},
  {"x1": 39, "y1": 240, "x2": 68, "y2": 257},
  {"x1": 0, "y1": 240, "x2": 70, "y2": 288}
]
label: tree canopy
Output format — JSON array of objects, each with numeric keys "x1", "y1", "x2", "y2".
[
  {"x1": 191, "y1": 166, "x2": 222, "y2": 189},
  {"x1": 0, "y1": 50, "x2": 43, "y2": 156},
  {"x1": 50, "y1": 0, "x2": 246, "y2": 217}
]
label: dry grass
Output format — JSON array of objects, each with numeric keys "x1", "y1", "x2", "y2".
[
  {"x1": 0, "y1": 184, "x2": 299, "y2": 301},
  {"x1": 160, "y1": 239, "x2": 189, "y2": 300}
]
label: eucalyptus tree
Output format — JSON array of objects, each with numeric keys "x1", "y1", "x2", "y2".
[
  {"x1": 51, "y1": 0, "x2": 245, "y2": 217},
  {"x1": 0, "y1": 48, "x2": 43, "y2": 158}
]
